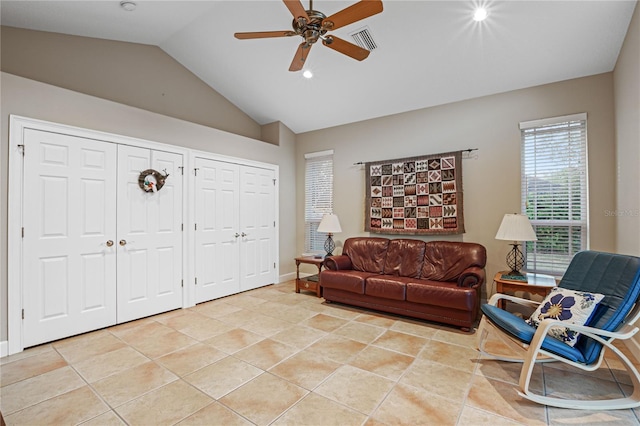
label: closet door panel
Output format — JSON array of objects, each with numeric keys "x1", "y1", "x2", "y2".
[
  {"x1": 194, "y1": 158, "x2": 240, "y2": 303},
  {"x1": 22, "y1": 129, "x2": 117, "y2": 348},
  {"x1": 239, "y1": 166, "x2": 276, "y2": 291},
  {"x1": 117, "y1": 146, "x2": 183, "y2": 322}
]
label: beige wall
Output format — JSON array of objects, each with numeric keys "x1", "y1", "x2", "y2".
[
  {"x1": 0, "y1": 72, "x2": 298, "y2": 341},
  {"x1": 295, "y1": 73, "x2": 617, "y2": 297},
  {"x1": 0, "y1": 26, "x2": 262, "y2": 140},
  {"x1": 614, "y1": 3, "x2": 640, "y2": 256}
]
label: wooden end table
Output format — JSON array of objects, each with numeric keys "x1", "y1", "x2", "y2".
[
  {"x1": 494, "y1": 271, "x2": 556, "y2": 310},
  {"x1": 295, "y1": 256, "x2": 325, "y2": 297}
]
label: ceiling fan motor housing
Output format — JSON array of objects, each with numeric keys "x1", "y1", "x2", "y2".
[{"x1": 293, "y1": 9, "x2": 329, "y2": 44}]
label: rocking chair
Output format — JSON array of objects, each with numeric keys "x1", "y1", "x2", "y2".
[{"x1": 477, "y1": 250, "x2": 640, "y2": 410}]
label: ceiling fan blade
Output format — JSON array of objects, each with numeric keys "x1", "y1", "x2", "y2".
[
  {"x1": 289, "y1": 42, "x2": 313, "y2": 71},
  {"x1": 322, "y1": 0, "x2": 383, "y2": 31},
  {"x1": 235, "y1": 30, "x2": 296, "y2": 40},
  {"x1": 322, "y1": 36, "x2": 370, "y2": 61},
  {"x1": 283, "y1": 0, "x2": 311, "y2": 23}
]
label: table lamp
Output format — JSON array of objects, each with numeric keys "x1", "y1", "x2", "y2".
[
  {"x1": 317, "y1": 213, "x2": 342, "y2": 257},
  {"x1": 495, "y1": 213, "x2": 538, "y2": 276}
]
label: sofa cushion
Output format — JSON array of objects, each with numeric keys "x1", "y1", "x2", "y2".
[
  {"x1": 406, "y1": 280, "x2": 476, "y2": 311},
  {"x1": 383, "y1": 239, "x2": 425, "y2": 278},
  {"x1": 366, "y1": 275, "x2": 411, "y2": 301},
  {"x1": 343, "y1": 237, "x2": 390, "y2": 273},
  {"x1": 421, "y1": 241, "x2": 487, "y2": 281},
  {"x1": 320, "y1": 270, "x2": 376, "y2": 294}
]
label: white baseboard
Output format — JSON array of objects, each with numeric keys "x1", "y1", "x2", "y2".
[
  {"x1": 279, "y1": 272, "x2": 296, "y2": 283},
  {"x1": 1, "y1": 340, "x2": 8, "y2": 358}
]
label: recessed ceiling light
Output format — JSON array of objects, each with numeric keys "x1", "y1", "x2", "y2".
[
  {"x1": 303, "y1": 70, "x2": 313, "y2": 79},
  {"x1": 473, "y1": 7, "x2": 488, "y2": 22},
  {"x1": 120, "y1": 1, "x2": 137, "y2": 12}
]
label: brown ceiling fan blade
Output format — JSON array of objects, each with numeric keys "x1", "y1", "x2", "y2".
[
  {"x1": 322, "y1": 36, "x2": 370, "y2": 61},
  {"x1": 283, "y1": 0, "x2": 310, "y2": 23},
  {"x1": 289, "y1": 42, "x2": 312, "y2": 71},
  {"x1": 322, "y1": 0, "x2": 383, "y2": 31},
  {"x1": 235, "y1": 30, "x2": 296, "y2": 40}
]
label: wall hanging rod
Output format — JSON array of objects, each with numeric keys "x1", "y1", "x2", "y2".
[{"x1": 353, "y1": 148, "x2": 478, "y2": 166}]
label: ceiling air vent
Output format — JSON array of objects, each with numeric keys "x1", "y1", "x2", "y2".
[{"x1": 349, "y1": 26, "x2": 378, "y2": 51}]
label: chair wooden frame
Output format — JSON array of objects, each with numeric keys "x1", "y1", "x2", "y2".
[{"x1": 478, "y1": 292, "x2": 640, "y2": 410}]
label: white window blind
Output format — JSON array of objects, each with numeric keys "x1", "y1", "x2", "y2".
[
  {"x1": 520, "y1": 113, "x2": 588, "y2": 275},
  {"x1": 305, "y1": 151, "x2": 334, "y2": 253}
]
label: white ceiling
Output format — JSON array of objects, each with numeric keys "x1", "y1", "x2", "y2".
[{"x1": 1, "y1": 1, "x2": 636, "y2": 134}]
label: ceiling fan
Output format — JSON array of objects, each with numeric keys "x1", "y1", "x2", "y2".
[{"x1": 234, "y1": 0, "x2": 383, "y2": 72}]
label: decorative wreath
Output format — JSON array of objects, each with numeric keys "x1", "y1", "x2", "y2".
[{"x1": 138, "y1": 169, "x2": 169, "y2": 193}]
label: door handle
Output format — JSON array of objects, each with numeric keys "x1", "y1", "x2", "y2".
[
  {"x1": 119, "y1": 239, "x2": 127, "y2": 246},
  {"x1": 106, "y1": 240, "x2": 114, "y2": 247},
  {"x1": 234, "y1": 233, "x2": 240, "y2": 238},
  {"x1": 241, "y1": 232, "x2": 247, "y2": 237}
]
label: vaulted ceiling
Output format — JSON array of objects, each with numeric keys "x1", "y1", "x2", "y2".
[{"x1": 1, "y1": 1, "x2": 636, "y2": 133}]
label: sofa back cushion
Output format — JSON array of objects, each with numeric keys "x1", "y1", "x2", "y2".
[
  {"x1": 343, "y1": 237, "x2": 389, "y2": 273},
  {"x1": 383, "y1": 239, "x2": 426, "y2": 278},
  {"x1": 421, "y1": 241, "x2": 487, "y2": 281}
]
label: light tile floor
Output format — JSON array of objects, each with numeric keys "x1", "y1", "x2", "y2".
[{"x1": 2, "y1": 281, "x2": 640, "y2": 425}]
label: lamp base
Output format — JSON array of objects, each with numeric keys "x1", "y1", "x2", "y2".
[
  {"x1": 505, "y1": 243, "x2": 525, "y2": 276},
  {"x1": 324, "y1": 233, "x2": 335, "y2": 257}
]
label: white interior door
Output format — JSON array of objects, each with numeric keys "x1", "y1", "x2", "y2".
[
  {"x1": 117, "y1": 146, "x2": 183, "y2": 322},
  {"x1": 239, "y1": 166, "x2": 276, "y2": 291},
  {"x1": 194, "y1": 158, "x2": 240, "y2": 303},
  {"x1": 22, "y1": 129, "x2": 117, "y2": 347}
]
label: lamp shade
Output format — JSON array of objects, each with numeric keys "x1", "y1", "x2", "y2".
[
  {"x1": 317, "y1": 213, "x2": 342, "y2": 233},
  {"x1": 495, "y1": 213, "x2": 537, "y2": 242}
]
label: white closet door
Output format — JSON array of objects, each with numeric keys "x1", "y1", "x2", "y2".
[
  {"x1": 117, "y1": 146, "x2": 183, "y2": 322},
  {"x1": 194, "y1": 158, "x2": 240, "y2": 303},
  {"x1": 239, "y1": 166, "x2": 276, "y2": 291},
  {"x1": 22, "y1": 129, "x2": 117, "y2": 347}
]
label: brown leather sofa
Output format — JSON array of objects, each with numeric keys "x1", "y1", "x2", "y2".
[{"x1": 320, "y1": 237, "x2": 487, "y2": 331}]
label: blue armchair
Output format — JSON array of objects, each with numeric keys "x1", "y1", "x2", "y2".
[{"x1": 477, "y1": 250, "x2": 640, "y2": 409}]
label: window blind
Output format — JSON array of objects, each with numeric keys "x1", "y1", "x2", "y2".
[
  {"x1": 305, "y1": 151, "x2": 334, "y2": 252},
  {"x1": 520, "y1": 113, "x2": 588, "y2": 275}
]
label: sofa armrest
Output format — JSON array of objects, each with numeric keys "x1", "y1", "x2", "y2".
[
  {"x1": 457, "y1": 266, "x2": 486, "y2": 289},
  {"x1": 324, "y1": 255, "x2": 353, "y2": 271}
]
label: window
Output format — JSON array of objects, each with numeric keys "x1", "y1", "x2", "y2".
[
  {"x1": 520, "y1": 113, "x2": 588, "y2": 275},
  {"x1": 304, "y1": 150, "x2": 334, "y2": 253}
]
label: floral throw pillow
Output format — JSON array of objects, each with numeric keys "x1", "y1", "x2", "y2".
[{"x1": 526, "y1": 287, "x2": 604, "y2": 347}]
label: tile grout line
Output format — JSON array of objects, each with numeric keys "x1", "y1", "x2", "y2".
[{"x1": 54, "y1": 344, "x2": 128, "y2": 425}]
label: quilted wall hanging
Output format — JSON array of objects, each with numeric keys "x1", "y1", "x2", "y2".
[{"x1": 365, "y1": 150, "x2": 464, "y2": 235}]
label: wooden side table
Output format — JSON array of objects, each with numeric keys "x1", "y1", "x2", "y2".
[
  {"x1": 295, "y1": 256, "x2": 325, "y2": 297},
  {"x1": 494, "y1": 271, "x2": 556, "y2": 310}
]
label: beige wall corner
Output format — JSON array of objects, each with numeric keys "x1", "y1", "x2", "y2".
[
  {"x1": 614, "y1": 2, "x2": 640, "y2": 257},
  {"x1": 260, "y1": 122, "x2": 281, "y2": 146},
  {"x1": 273, "y1": 122, "x2": 298, "y2": 279},
  {"x1": 613, "y1": 2, "x2": 640, "y2": 361}
]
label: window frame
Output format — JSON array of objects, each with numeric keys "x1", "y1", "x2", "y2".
[
  {"x1": 304, "y1": 150, "x2": 334, "y2": 254},
  {"x1": 519, "y1": 113, "x2": 589, "y2": 276}
]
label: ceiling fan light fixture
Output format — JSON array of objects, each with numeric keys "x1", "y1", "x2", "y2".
[
  {"x1": 303, "y1": 70, "x2": 313, "y2": 79},
  {"x1": 473, "y1": 7, "x2": 488, "y2": 22}
]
